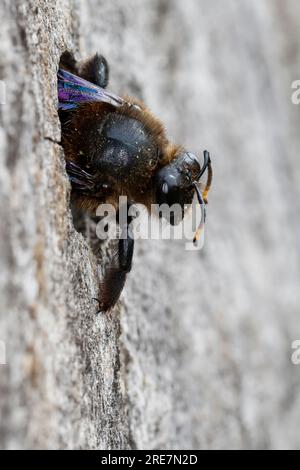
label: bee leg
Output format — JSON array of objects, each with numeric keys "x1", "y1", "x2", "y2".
[
  {"x1": 66, "y1": 160, "x2": 112, "y2": 198},
  {"x1": 97, "y1": 203, "x2": 135, "y2": 312},
  {"x1": 59, "y1": 51, "x2": 109, "y2": 88},
  {"x1": 59, "y1": 51, "x2": 78, "y2": 74},
  {"x1": 78, "y1": 53, "x2": 109, "y2": 88}
]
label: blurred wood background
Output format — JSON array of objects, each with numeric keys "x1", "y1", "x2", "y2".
[{"x1": 0, "y1": 0, "x2": 300, "y2": 449}]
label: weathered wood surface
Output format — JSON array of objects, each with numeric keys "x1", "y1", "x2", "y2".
[{"x1": 0, "y1": 0, "x2": 300, "y2": 449}]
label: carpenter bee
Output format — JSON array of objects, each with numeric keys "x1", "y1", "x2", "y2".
[{"x1": 58, "y1": 52, "x2": 212, "y2": 312}]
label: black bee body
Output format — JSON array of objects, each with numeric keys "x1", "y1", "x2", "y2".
[
  {"x1": 58, "y1": 52, "x2": 212, "y2": 312},
  {"x1": 78, "y1": 109, "x2": 159, "y2": 195}
]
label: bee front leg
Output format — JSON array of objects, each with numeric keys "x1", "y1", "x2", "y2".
[{"x1": 97, "y1": 203, "x2": 135, "y2": 313}]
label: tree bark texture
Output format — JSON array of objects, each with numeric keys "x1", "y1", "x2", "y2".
[{"x1": 1, "y1": 0, "x2": 300, "y2": 449}]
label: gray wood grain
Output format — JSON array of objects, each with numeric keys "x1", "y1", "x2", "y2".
[{"x1": 0, "y1": 0, "x2": 300, "y2": 449}]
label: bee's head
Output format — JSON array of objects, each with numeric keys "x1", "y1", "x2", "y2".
[
  {"x1": 154, "y1": 150, "x2": 212, "y2": 240},
  {"x1": 155, "y1": 151, "x2": 202, "y2": 221}
]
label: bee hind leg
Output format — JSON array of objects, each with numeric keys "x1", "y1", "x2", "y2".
[
  {"x1": 78, "y1": 53, "x2": 109, "y2": 88},
  {"x1": 59, "y1": 51, "x2": 78, "y2": 74},
  {"x1": 59, "y1": 51, "x2": 109, "y2": 88}
]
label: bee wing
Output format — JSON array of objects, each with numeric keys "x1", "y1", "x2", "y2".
[{"x1": 58, "y1": 69, "x2": 126, "y2": 110}]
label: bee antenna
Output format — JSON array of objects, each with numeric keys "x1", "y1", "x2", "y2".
[
  {"x1": 192, "y1": 182, "x2": 206, "y2": 245},
  {"x1": 199, "y1": 150, "x2": 212, "y2": 204},
  {"x1": 198, "y1": 150, "x2": 209, "y2": 178}
]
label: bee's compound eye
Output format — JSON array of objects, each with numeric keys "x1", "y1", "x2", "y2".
[
  {"x1": 162, "y1": 182, "x2": 169, "y2": 194},
  {"x1": 155, "y1": 171, "x2": 179, "y2": 206}
]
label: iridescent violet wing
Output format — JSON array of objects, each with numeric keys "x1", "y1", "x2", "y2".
[{"x1": 58, "y1": 69, "x2": 126, "y2": 110}]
